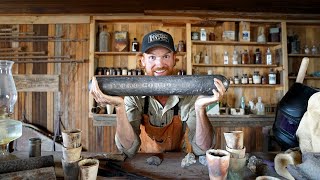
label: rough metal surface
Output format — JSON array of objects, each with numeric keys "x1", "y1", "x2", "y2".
[
  {"x1": 93, "y1": 75, "x2": 229, "y2": 96},
  {"x1": 0, "y1": 155, "x2": 54, "y2": 174},
  {"x1": 0, "y1": 167, "x2": 56, "y2": 180}
]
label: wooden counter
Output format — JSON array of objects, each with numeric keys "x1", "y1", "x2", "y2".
[{"x1": 10, "y1": 151, "x2": 282, "y2": 180}]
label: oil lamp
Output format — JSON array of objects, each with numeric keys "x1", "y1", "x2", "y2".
[{"x1": 0, "y1": 60, "x2": 22, "y2": 159}]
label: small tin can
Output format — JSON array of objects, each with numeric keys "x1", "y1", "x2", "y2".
[{"x1": 29, "y1": 137, "x2": 41, "y2": 157}]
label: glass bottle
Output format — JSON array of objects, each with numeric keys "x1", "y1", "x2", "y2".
[
  {"x1": 99, "y1": 25, "x2": 110, "y2": 52},
  {"x1": 241, "y1": 50, "x2": 249, "y2": 64},
  {"x1": 240, "y1": 96, "x2": 246, "y2": 109},
  {"x1": 131, "y1": 38, "x2": 139, "y2": 52},
  {"x1": 232, "y1": 50, "x2": 239, "y2": 64},
  {"x1": 268, "y1": 68, "x2": 276, "y2": 85},
  {"x1": 266, "y1": 48, "x2": 272, "y2": 65},
  {"x1": 304, "y1": 45, "x2": 310, "y2": 54},
  {"x1": 234, "y1": 75, "x2": 240, "y2": 84},
  {"x1": 311, "y1": 45, "x2": 318, "y2": 55},
  {"x1": 0, "y1": 60, "x2": 22, "y2": 159},
  {"x1": 254, "y1": 48, "x2": 262, "y2": 64},
  {"x1": 223, "y1": 51, "x2": 229, "y2": 64},
  {"x1": 177, "y1": 40, "x2": 185, "y2": 52},
  {"x1": 200, "y1": 28, "x2": 207, "y2": 41},
  {"x1": 253, "y1": 71, "x2": 261, "y2": 84},
  {"x1": 256, "y1": 97, "x2": 265, "y2": 115},
  {"x1": 241, "y1": 74, "x2": 248, "y2": 84}
]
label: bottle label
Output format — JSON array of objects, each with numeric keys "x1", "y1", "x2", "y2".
[
  {"x1": 224, "y1": 55, "x2": 229, "y2": 64},
  {"x1": 267, "y1": 54, "x2": 272, "y2": 65},
  {"x1": 132, "y1": 42, "x2": 138, "y2": 52},
  {"x1": 242, "y1": 31, "x2": 250, "y2": 41}
]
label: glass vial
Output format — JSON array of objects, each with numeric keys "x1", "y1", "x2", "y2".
[
  {"x1": 132, "y1": 38, "x2": 139, "y2": 52},
  {"x1": 29, "y1": 138, "x2": 41, "y2": 157},
  {"x1": 232, "y1": 50, "x2": 239, "y2": 64},
  {"x1": 254, "y1": 48, "x2": 262, "y2": 64},
  {"x1": 223, "y1": 51, "x2": 229, "y2": 64},
  {"x1": 200, "y1": 28, "x2": 207, "y2": 41},
  {"x1": 266, "y1": 48, "x2": 272, "y2": 65},
  {"x1": 241, "y1": 50, "x2": 249, "y2": 64},
  {"x1": 256, "y1": 97, "x2": 265, "y2": 115},
  {"x1": 99, "y1": 25, "x2": 110, "y2": 52}
]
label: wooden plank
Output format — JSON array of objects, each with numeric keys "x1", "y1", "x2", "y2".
[
  {"x1": 281, "y1": 21, "x2": 288, "y2": 93},
  {"x1": 186, "y1": 23, "x2": 192, "y2": 75},
  {"x1": 0, "y1": 16, "x2": 90, "y2": 24},
  {"x1": 88, "y1": 19, "x2": 96, "y2": 118},
  {"x1": 46, "y1": 24, "x2": 55, "y2": 133},
  {"x1": 13, "y1": 74, "x2": 59, "y2": 92}
]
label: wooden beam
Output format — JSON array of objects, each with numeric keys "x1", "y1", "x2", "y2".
[
  {"x1": 13, "y1": 74, "x2": 59, "y2": 92},
  {"x1": 0, "y1": 16, "x2": 90, "y2": 24}
]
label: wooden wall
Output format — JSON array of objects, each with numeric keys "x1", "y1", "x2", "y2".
[{"x1": 8, "y1": 22, "x2": 115, "y2": 152}]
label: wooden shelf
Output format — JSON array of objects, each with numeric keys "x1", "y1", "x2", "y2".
[
  {"x1": 289, "y1": 76, "x2": 320, "y2": 80},
  {"x1": 288, "y1": 54, "x2": 320, "y2": 57},
  {"x1": 92, "y1": 114, "x2": 275, "y2": 127},
  {"x1": 192, "y1": 63, "x2": 278, "y2": 68},
  {"x1": 94, "y1": 52, "x2": 186, "y2": 56},
  {"x1": 192, "y1": 40, "x2": 281, "y2": 46}
]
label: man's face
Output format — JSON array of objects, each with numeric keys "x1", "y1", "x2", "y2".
[{"x1": 141, "y1": 47, "x2": 176, "y2": 76}]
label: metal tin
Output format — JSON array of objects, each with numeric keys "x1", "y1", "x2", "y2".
[{"x1": 29, "y1": 137, "x2": 41, "y2": 157}]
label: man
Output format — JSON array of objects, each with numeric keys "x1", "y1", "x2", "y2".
[{"x1": 90, "y1": 30, "x2": 226, "y2": 158}]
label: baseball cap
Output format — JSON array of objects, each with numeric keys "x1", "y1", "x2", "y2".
[{"x1": 141, "y1": 30, "x2": 175, "y2": 53}]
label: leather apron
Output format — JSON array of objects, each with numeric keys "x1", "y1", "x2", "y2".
[{"x1": 139, "y1": 96, "x2": 192, "y2": 153}]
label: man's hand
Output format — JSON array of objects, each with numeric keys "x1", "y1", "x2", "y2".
[
  {"x1": 90, "y1": 76, "x2": 124, "y2": 107},
  {"x1": 195, "y1": 78, "x2": 226, "y2": 110}
]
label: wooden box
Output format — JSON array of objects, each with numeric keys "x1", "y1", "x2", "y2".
[
  {"x1": 239, "y1": 21, "x2": 250, "y2": 42},
  {"x1": 113, "y1": 31, "x2": 129, "y2": 52},
  {"x1": 222, "y1": 22, "x2": 236, "y2": 41}
]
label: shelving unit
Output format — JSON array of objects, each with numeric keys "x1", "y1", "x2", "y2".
[
  {"x1": 287, "y1": 22, "x2": 320, "y2": 88},
  {"x1": 189, "y1": 20, "x2": 285, "y2": 108},
  {"x1": 88, "y1": 16, "x2": 290, "y2": 123}
]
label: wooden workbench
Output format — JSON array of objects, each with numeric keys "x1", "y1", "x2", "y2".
[{"x1": 9, "y1": 151, "x2": 283, "y2": 179}]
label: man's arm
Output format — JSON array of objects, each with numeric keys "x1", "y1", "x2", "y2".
[{"x1": 194, "y1": 78, "x2": 226, "y2": 151}]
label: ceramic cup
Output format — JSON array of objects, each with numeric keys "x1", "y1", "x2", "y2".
[
  {"x1": 226, "y1": 145, "x2": 246, "y2": 158},
  {"x1": 229, "y1": 157, "x2": 247, "y2": 172},
  {"x1": 62, "y1": 129, "x2": 82, "y2": 148},
  {"x1": 61, "y1": 156, "x2": 82, "y2": 180},
  {"x1": 223, "y1": 131, "x2": 244, "y2": 149},
  {"x1": 78, "y1": 158, "x2": 99, "y2": 180},
  {"x1": 206, "y1": 149, "x2": 230, "y2": 180},
  {"x1": 62, "y1": 145, "x2": 82, "y2": 162}
]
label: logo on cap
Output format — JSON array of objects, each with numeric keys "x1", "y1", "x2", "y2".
[{"x1": 148, "y1": 32, "x2": 169, "y2": 43}]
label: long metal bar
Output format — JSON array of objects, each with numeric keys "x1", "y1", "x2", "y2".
[
  {"x1": 0, "y1": 51, "x2": 46, "y2": 55},
  {"x1": 13, "y1": 59, "x2": 88, "y2": 63},
  {"x1": 0, "y1": 55, "x2": 70, "y2": 59},
  {"x1": 0, "y1": 39, "x2": 88, "y2": 42},
  {"x1": 0, "y1": 47, "x2": 23, "y2": 51},
  {"x1": 0, "y1": 35, "x2": 63, "y2": 39},
  {"x1": 0, "y1": 32, "x2": 35, "y2": 35}
]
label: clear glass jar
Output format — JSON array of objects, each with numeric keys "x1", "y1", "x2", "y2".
[
  {"x1": 234, "y1": 75, "x2": 240, "y2": 84},
  {"x1": 200, "y1": 28, "x2": 207, "y2": 41},
  {"x1": 99, "y1": 25, "x2": 110, "y2": 52},
  {"x1": 253, "y1": 71, "x2": 261, "y2": 84},
  {"x1": 268, "y1": 68, "x2": 276, "y2": 84},
  {"x1": 241, "y1": 74, "x2": 248, "y2": 84}
]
